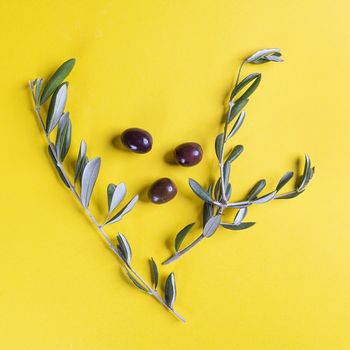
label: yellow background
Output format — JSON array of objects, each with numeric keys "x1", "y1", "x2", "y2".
[{"x1": 0, "y1": 0, "x2": 349, "y2": 349}]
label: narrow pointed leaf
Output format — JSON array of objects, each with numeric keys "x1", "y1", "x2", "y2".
[
  {"x1": 226, "y1": 145, "x2": 244, "y2": 163},
  {"x1": 227, "y1": 111, "x2": 245, "y2": 140},
  {"x1": 215, "y1": 133, "x2": 224, "y2": 160},
  {"x1": 223, "y1": 161, "x2": 231, "y2": 189},
  {"x1": 203, "y1": 215, "x2": 221, "y2": 238},
  {"x1": 247, "y1": 179, "x2": 266, "y2": 200},
  {"x1": 125, "y1": 268, "x2": 148, "y2": 292},
  {"x1": 221, "y1": 222, "x2": 256, "y2": 230},
  {"x1": 275, "y1": 190, "x2": 302, "y2": 200},
  {"x1": 46, "y1": 83, "x2": 67, "y2": 134},
  {"x1": 47, "y1": 146, "x2": 69, "y2": 188},
  {"x1": 299, "y1": 154, "x2": 311, "y2": 190},
  {"x1": 106, "y1": 195, "x2": 139, "y2": 225},
  {"x1": 246, "y1": 48, "x2": 281, "y2": 63},
  {"x1": 228, "y1": 99, "x2": 249, "y2": 123},
  {"x1": 276, "y1": 171, "x2": 294, "y2": 192},
  {"x1": 40, "y1": 58, "x2": 75, "y2": 104},
  {"x1": 150, "y1": 258, "x2": 159, "y2": 289},
  {"x1": 164, "y1": 273, "x2": 176, "y2": 309},
  {"x1": 225, "y1": 183, "x2": 232, "y2": 200},
  {"x1": 231, "y1": 73, "x2": 261, "y2": 103},
  {"x1": 253, "y1": 191, "x2": 276, "y2": 204},
  {"x1": 81, "y1": 157, "x2": 101, "y2": 208},
  {"x1": 74, "y1": 140, "x2": 87, "y2": 184},
  {"x1": 175, "y1": 223, "x2": 195, "y2": 252},
  {"x1": 189, "y1": 178, "x2": 215, "y2": 204},
  {"x1": 203, "y1": 184, "x2": 214, "y2": 227},
  {"x1": 107, "y1": 183, "x2": 127, "y2": 216},
  {"x1": 55, "y1": 112, "x2": 71, "y2": 162},
  {"x1": 233, "y1": 207, "x2": 247, "y2": 225},
  {"x1": 117, "y1": 233, "x2": 132, "y2": 265}
]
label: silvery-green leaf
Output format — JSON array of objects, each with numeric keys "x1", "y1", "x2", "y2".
[
  {"x1": 203, "y1": 215, "x2": 221, "y2": 238},
  {"x1": 74, "y1": 140, "x2": 88, "y2": 184},
  {"x1": 264, "y1": 55, "x2": 283, "y2": 62},
  {"x1": 175, "y1": 223, "x2": 195, "y2": 252},
  {"x1": 226, "y1": 145, "x2": 244, "y2": 163},
  {"x1": 309, "y1": 167, "x2": 315, "y2": 181},
  {"x1": 164, "y1": 273, "x2": 176, "y2": 309},
  {"x1": 189, "y1": 178, "x2": 215, "y2": 204},
  {"x1": 107, "y1": 183, "x2": 127, "y2": 216},
  {"x1": 227, "y1": 200, "x2": 251, "y2": 208},
  {"x1": 215, "y1": 133, "x2": 224, "y2": 160},
  {"x1": 233, "y1": 207, "x2": 247, "y2": 225},
  {"x1": 228, "y1": 99, "x2": 249, "y2": 123},
  {"x1": 299, "y1": 154, "x2": 311, "y2": 190},
  {"x1": 214, "y1": 178, "x2": 222, "y2": 201},
  {"x1": 247, "y1": 179, "x2": 266, "y2": 200},
  {"x1": 47, "y1": 146, "x2": 70, "y2": 188},
  {"x1": 203, "y1": 184, "x2": 214, "y2": 226},
  {"x1": 227, "y1": 111, "x2": 245, "y2": 140},
  {"x1": 150, "y1": 258, "x2": 159, "y2": 289},
  {"x1": 117, "y1": 233, "x2": 132, "y2": 265},
  {"x1": 55, "y1": 112, "x2": 71, "y2": 162},
  {"x1": 231, "y1": 73, "x2": 261, "y2": 103},
  {"x1": 105, "y1": 195, "x2": 139, "y2": 225},
  {"x1": 254, "y1": 191, "x2": 276, "y2": 204},
  {"x1": 276, "y1": 171, "x2": 294, "y2": 192},
  {"x1": 246, "y1": 48, "x2": 281, "y2": 63},
  {"x1": 81, "y1": 157, "x2": 101, "y2": 208},
  {"x1": 221, "y1": 222, "x2": 255, "y2": 230},
  {"x1": 46, "y1": 83, "x2": 68, "y2": 134},
  {"x1": 275, "y1": 190, "x2": 301, "y2": 200},
  {"x1": 223, "y1": 162, "x2": 231, "y2": 189},
  {"x1": 35, "y1": 78, "x2": 43, "y2": 104},
  {"x1": 225, "y1": 183, "x2": 232, "y2": 200},
  {"x1": 40, "y1": 58, "x2": 75, "y2": 104},
  {"x1": 125, "y1": 268, "x2": 148, "y2": 292}
]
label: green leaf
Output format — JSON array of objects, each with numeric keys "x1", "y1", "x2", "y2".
[
  {"x1": 221, "y1": 222, "x2": 256, "y2": 230},
  {"x1": 253, "y1": 191, "x2": 276, "y2": 204},
  {"x1": 246, "y1": 48, "x2": 282, "y2": 64},
  {"x1": 164, "y1": 273, "x2": 176, "y2": 309},
  {"x1": 228, "y1": 99, "x2": 249, "y2": 123},
  {"x1": 74, "y1": 140, "x2": 88, "y2": 184},
  {"x1": 247, "y1": 179, "x2": 266, "y2": 201},
  {"x1": 203, "y1": 184, "x2": 214, "y2": 227},
  {"x1": 125, "y1": 268, "x2": 148, "y2": 292},
  {"x1": 233, "y1": 207, "x2": 247, "y2": 225},
  {"x1": 215, "y1": 133, "x2": 224, "y2": 161},
  {"x1": 203, "y1": 215, "x2": 221, "y2": 238},
  {"x1": 214, "y1": 178, "x2": 222, "y2": 202},
  {"x1": 276, "y1": 171, "x2": 294, "y2": 192},
  {"x1": 175, "y1": 223, "x2": 195, "y2": 252},
  {"x1": 47, "y1": 146, "x2": 70, "y2": 188},
  {"x1": 225, "y1": 183, "x2": 232, "y2": 201},
  {"x1": 189, "y1": 178, "x2": 215, "y2": 204},
  {"x1": 223, "y1": 161, "x2": 231, "y2": 189},
  {"x1": 275, "y1": 190, "x2": 301, "y2": 200},
  {"x1": 105, "y1": 195, "x2": 138, "y2": 225},
  {"x1": 226, "y1": 145, "x2": 244, "y2": 163},
  {"x1": 117, "y1": 233, "x2": 132, "y2": 265},
  {"x1": 299, "y1": 154, "x2": 311, "y2": 190},
  {"x1": 230, "y1": 73, "x2": 261, "y2": 103},
  {"x1": 40, "y1": 58, "x2": 76, "y2": 105},
  {"x1": 227, "y1": 111, "x2": 245, "y2": 140},
  {"x1": 150, "y1": 258, "x2": 159, "y2": 289},
  {"x1": 81, "y1": 157, "x2": 101, "y2": 208},
  {"x1": 107, "y1": 183, "x2": 127, "y2": 217},
  {"x1": 55, "y1": 112, "x2": 71, "y2": 162},
  {"x1": 45, "y1": 83, "x2": 68, "y2": 134}
]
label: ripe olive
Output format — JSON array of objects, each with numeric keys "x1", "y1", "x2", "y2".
[
  {"x1": 121, "y1": 128, "x2": 153, "y2": 153},
  {"x1": 174, "y1": 142, "x2": 203, "y2": 166},
  {"x1": 149, "y1": 178, "x2": 177, "y2": 204}
]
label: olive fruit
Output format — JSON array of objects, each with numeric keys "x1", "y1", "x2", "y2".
[
  {"x1": 149, "y1": 178, "x2": 177, "y2": 204},
  {"x1": 121, "y1": 128, "x2": 153, "y2": 153},
  {"x1": 174, "y1": 142, "x2": 203, "y2": 166}
]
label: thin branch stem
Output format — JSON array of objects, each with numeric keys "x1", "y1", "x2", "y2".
[{"x1": 29, "y1": 81, "x2": 185, "y2": 323}]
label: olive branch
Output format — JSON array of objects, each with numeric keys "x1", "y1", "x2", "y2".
[
  {"x1": 29, "y1": 60, "x2": 185, "y2": 322},
  {"x1": 163, "y1": 49, "x2": 315, "y2": 265}
]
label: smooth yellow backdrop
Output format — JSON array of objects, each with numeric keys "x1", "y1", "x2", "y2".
[{"x1": 0, "y1": 0, "x2": 349, "y2": 349}]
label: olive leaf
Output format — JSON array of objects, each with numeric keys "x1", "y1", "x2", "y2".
[
  {"x1": 203, "y1": 215, "x2": 221, "y2": 238},
  {"x1": 299, "y1": 154, "x2": 311, "y2": 190},
  {"x1": 117, "y1": 233, "x2": 132, "y2": 266},
  {"x1": 74, "y1": 140, "x2": 88, "y2": 184},
  {"x1": 276, "y1": 171, "x2": 294, "y2": 192},
  {"x1": 246, "y1": 48, "x2": 281, "y2": 64},
  {"x1": 226, "y1": 111, "x2": 245, "y2": 140},
  {"x1": 247, "y1": 179, "x2": 266, "y2": 201},
  {"x1": 225, "y1": 183, "x2": 232, "y2": 200},
  {"x1": 164, "y1": 273, "x2": 176, "y2": 309},
  {"x1": 226, "y1": 145, "x2": 244, "y2": 163},
  {"x1": 55, "y1": 112, "x2": 71, "y2": 162},
  {"x1": 253, "y1": 191, "x2": 276, "y2": 204},
  {"x1": 233, "y1": 207, "x2": 247, "y2": 225},
  {"x1": 189, "y1": 178, "x2": 215, "y2": 204},
  {"x1": 47, "y1": 145, "x2": 69, "y2": 188},
  {"x1": 125, "y1": 268, "x2": 148, "y2": 292},
  {"x1": 231, "y1": 73, "x2": 261, "y2": 103},
  {"x1": 107, "y1": 183, "x2": 127, "y2": 217},
  {"x1": 203, "y1": 184, "x2": 214, "y2": 227},
  {"x1": 215, "y1": 133, "x2": 224, "y2": 160},
  {"x1": 105, "y1": 195, "x2": 139, "y2": 225},
  {"x1": 46, "y1": 83, "x2": 67, "y2": 134},
  {"x1": 221, "y1": 222, "x2": 256, "y2": 230},
  {"x1": 228, "y1": 99, "x2": 249, "y2": 123},
  {"x1": 175, "y1": 223, "x2": 195, "y2": 252},
  {"x1": 223, "y1": 161, "x2": 231, "y2": 189},
  {"x1": 150, "y1": 258, "x2": 159, "y2": 289},
  {"x1": 81, "y1": 157, "x2": 101, "y2": 208},
  {"x1": 40, "y1": 58, "x2": 75, "y2": 104}
]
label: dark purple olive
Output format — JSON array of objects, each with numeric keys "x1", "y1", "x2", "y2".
[
  {"x1": 121, "y1": 128, "x2": 153, "y2": 153},
  {"x1": 174, "y1": 142, "x2": 203, "y2": 166},
  {"x1": 149, "y1": 178, "x2": 177, "y2": 204}
]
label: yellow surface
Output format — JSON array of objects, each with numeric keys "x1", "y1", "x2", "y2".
[{"x1": 0, "y1": 0, "x2": 349, "y2": 349}]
